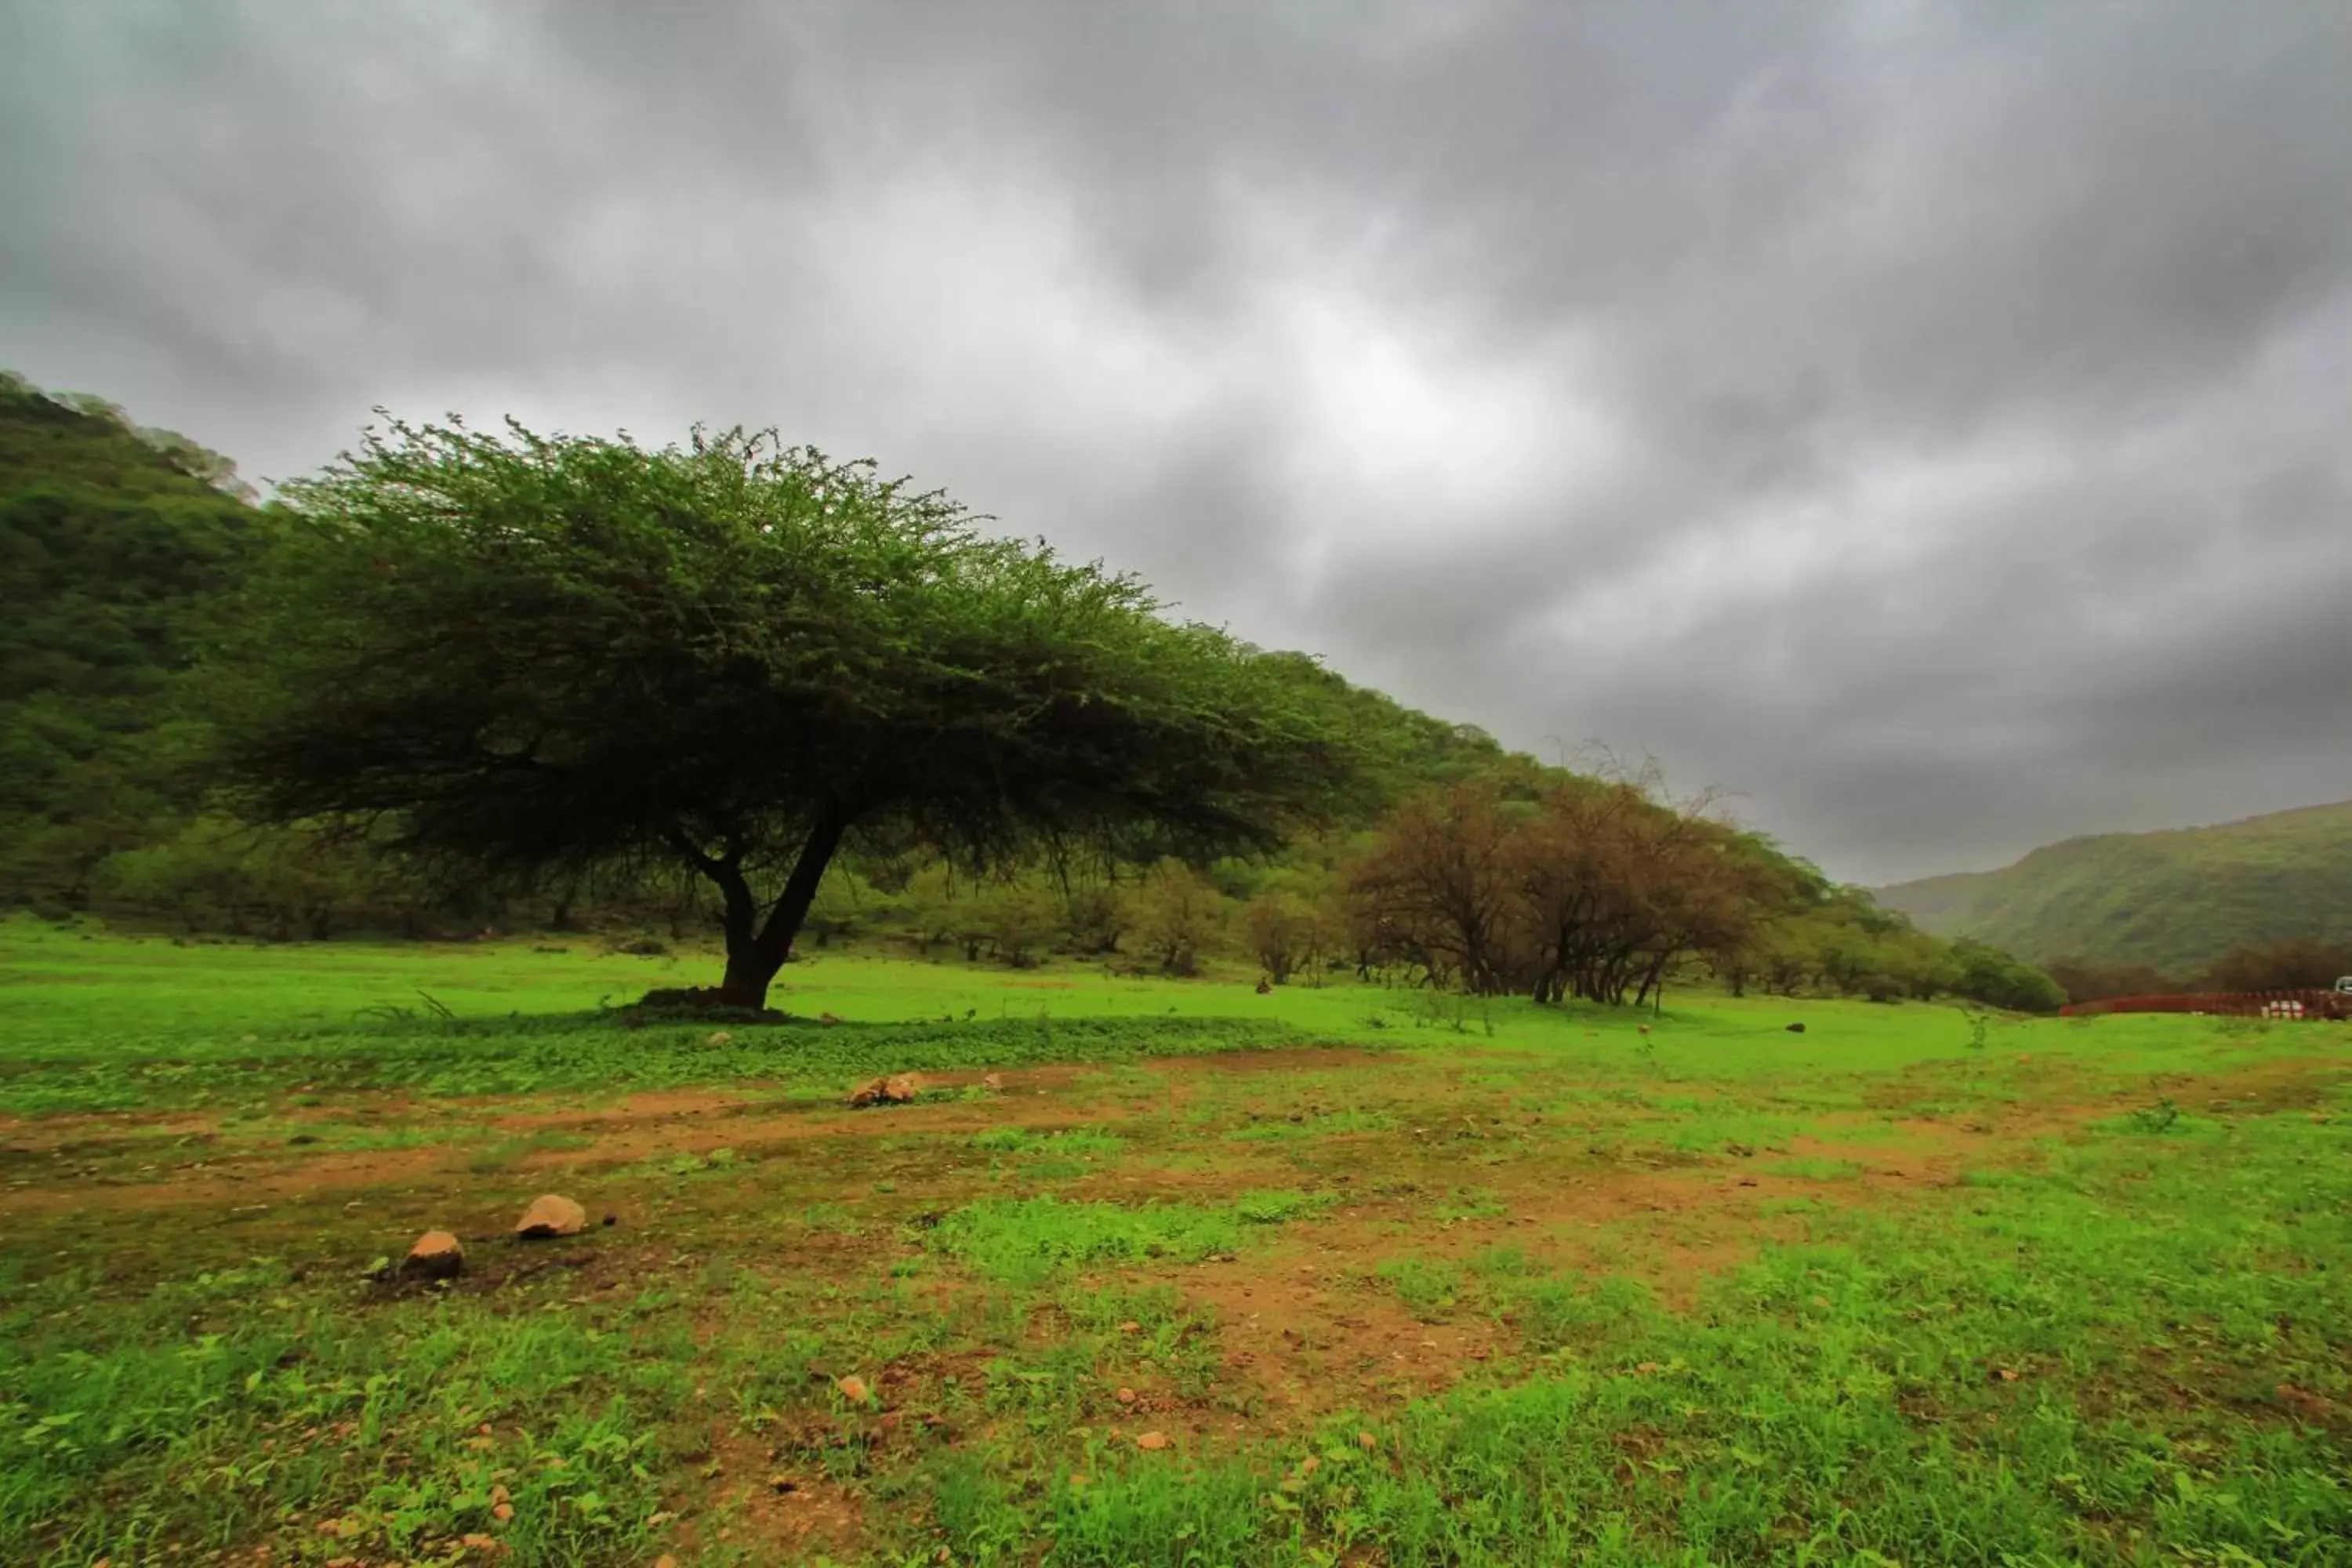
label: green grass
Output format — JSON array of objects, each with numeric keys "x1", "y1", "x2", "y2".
[
  {"x1": 927, "y1": 1193, "x2": 1300, "y2": 1284},
  {"x1": 4, "y1": 919, "x2": 2350, "y2": 1566}
]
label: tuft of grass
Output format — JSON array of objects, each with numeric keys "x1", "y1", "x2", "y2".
[
  {"x1": 1377, "y1": 1255, "x2": 1470, "y2": 1320},
  {"x1": 464, "y1": 1128, "x2": 594, "y2": 1173},
  {"x1": 926, "y1": 1196, "x2": 1247, "y2": 1283},
  {"x1": 968, "y1": 1126, "x2": 1125, "y2": 1158}
]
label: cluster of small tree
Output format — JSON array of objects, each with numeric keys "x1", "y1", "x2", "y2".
[
  {"x1": 2201, "y1": 938, "x2": 2350, "y2": 994},
  {"x1": 1338, "y1": 775, "x2": 2063, "y2": 1011},
  {"x1": 2042, "y1": 938, "x2": 2350, "y2": 1004},
  {"x1": 1341, "y1": 777, "x2": 1800, "y2": 1004}
]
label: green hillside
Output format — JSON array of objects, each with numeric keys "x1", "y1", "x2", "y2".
[
  {"x1": 1877, "y1": 800, "x2": 2352, "y2": 974},
  {"x1": 0, "y1": 372, "x2": 266, "y2": 905}
]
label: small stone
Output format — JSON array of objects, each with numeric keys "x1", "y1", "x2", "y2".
[
  {"x1": 837, "y1": 1374, "x2": 870, "y2": 1403},
  {"x1": 982, "y1": 1073, "x2": 1004, "y2": 1091},
  {"x1": 1135, "y1": 1431, "x2": 1170, "y2": 1450},
  {"x1": 1115, "y1": 1387, "x2": 1136, "y2": 1405},
  {"x1": 514, "y1": 1194, "x2": 587, "y2": 1239},
  {"x1": 849, "y1": 1073, "x2": 920, "y2": 1108},
  {"x1": 401, "y1": 1230, "x2": 463, "y2": 1279},
  {"x1": 1117, "y1": 1320, "x2": 1141, "y2": 1334}
]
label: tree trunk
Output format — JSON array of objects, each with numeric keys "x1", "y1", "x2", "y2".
[{"x1": 710, "y1": 812, "x2": 851, "y2": 1010}]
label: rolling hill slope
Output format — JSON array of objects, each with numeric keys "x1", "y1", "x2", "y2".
[{"x1": 1876, "y1": 800, "x2": 2352, "y2": 975}]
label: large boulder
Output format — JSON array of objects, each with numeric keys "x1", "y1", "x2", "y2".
[{"x1": 514, "y1": 1193, "x2": 588, "y2": 1239}]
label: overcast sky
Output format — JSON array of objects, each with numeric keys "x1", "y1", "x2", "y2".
[{"x1": 5, "y1": 2, "x2": 2348, "y2": 884}]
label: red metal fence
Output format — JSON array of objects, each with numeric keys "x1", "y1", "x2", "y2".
[{"x1": 2060, "y1": 989, "x2": 2352, "y2": 1020}]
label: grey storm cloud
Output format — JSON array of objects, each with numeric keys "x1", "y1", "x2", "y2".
[{"x1": 4, "y1": 0, "x2": 2349, "y2": 884}]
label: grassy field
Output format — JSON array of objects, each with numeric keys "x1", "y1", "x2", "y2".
[{"x1": 2, "y1": 919, "x2": 2349, "y2": 1567}]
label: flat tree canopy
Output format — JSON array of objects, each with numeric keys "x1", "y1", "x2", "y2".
[{"x1": 212, "y1": 419, "x2": 1362, "y2": 1007}]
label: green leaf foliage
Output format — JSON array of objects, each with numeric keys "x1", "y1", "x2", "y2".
[{"x1": 208, "y1": 418, "x2": 1367, "y2": 993}]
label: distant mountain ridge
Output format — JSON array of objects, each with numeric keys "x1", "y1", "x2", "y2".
[{"x1": 1875, "y1": 800, "x2": 2352, "y2": 974}]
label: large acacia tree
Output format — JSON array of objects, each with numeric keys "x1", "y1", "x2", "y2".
[{"x1": 212, "y1": 418, "x2": 1361, "y2": 1007}]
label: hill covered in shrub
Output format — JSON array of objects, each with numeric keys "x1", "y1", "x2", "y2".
[{"x1": 1877, "y1": 800, "x2": 2352, "y2": 975}]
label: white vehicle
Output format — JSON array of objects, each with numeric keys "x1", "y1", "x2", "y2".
[{"x1": 2338, "y1": 975, "x2": 2352, "y2": 994}]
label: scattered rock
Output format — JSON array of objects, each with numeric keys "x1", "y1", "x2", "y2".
[
  {"x1": 514, "y1": 1194, "x2": 587, "y2": 1239},
  {"x1": 1114, "y1": 1387, "x2": 1137, "y2": 1405},
  {"x1": 849, "y1": 1074, "x2": 920, "y2": 1108},
  {"x1": 837, "y1": 1374, "x2": 870, "y2": 1403},
  {"x1": 1117, "y1": 1320, "x2": 1142, "y2": 1334},
  {"x1": 1993, "y1": 1367, "x2": 2021, "y2": 1382},
  {"x1": 1135, "y1": 1431, "x2": 1171, "y2": 1451},
  {"x1": 1784, "y1": 1022, "x2": 1806, "y2": 1033},
  {"x1": 401, "y1": 1230, "x2": 464, "y2": 1280},
  {"x1": 981, "y1": 1073, "x2": 1004, "y2": 1091}
]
